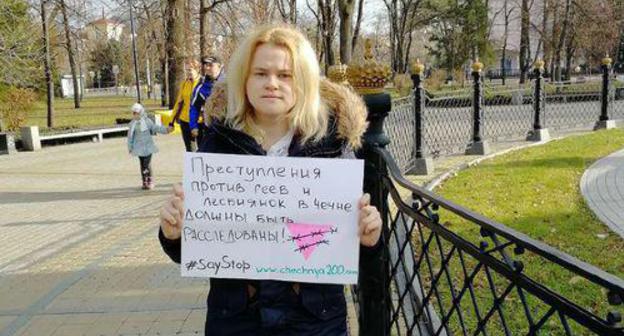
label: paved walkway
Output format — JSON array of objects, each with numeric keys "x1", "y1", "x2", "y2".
[
  {"x1": 581, "y1": 148, "x2": 624, "y2": 238},
  {"x1": 0, "y1": 135, "x2": 209, "y2": 336}
]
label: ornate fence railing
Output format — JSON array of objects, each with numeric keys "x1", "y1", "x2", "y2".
[
  {"x1": 380, "y1": 148, "x2": 623, "y2": 335},
  {"x1": 482, "y1": 87, "x2": 534, "y2": 141},
  {"x1": 385, "y1": 96, "x2": 416, "y2": 173},
  {"x1": 354, "y1": 84, "x2": 624, "y2": 336},
  {"x1": 543, "y1": 81, "x2": 602, "y2": 131},
  {"x1": 382, "y1": 59, "x2": 623, "y2": 176}
]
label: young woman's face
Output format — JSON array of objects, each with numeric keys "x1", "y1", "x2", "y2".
[{"x1": 245, "y1": 43, "x2": 295, "y2": 122}]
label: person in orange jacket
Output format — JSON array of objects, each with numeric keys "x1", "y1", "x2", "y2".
[{"x1": 170, "y1": 63, "x2": 200, "y2": 152}]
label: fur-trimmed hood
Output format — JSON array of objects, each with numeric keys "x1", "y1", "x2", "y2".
[{"x1": 203, "y1": 78, "x2": 368, "y2": 149}]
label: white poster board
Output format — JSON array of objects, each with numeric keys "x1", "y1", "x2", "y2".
[{"x1": 182, "y1": 152, "x2": 364, "y2": 284}]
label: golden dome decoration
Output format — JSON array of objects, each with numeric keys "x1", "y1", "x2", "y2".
[
  {"x1": 534, "y1": 59, "x2": 545, "y2": 70},
  {"x1": 346, "y1": 39, "x2": 392, "y2": 94},
  {"x1": 471, "y1": 59, "x2": 484, "y2": 73},
  {"x1": 411, "y1": 59, "x2": 425, "y2": 76},
  {"x1": 327, "y1": 56, "x2": 348, "y2": 84}
]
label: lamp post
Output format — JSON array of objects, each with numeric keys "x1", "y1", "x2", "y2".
[
  {"x1": 112, "y1": 64, "x2": 119, "y2": 95},
  {"x1": 88, "y1": 71, "x2": 95, "y2": 88},
  {"x1": 128, "y1": 0, "x2": 141, "y2": 103}
]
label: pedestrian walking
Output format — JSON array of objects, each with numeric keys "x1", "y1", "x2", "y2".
[{"x1": 127, "y1": 103, "x2": 173, "y2": 189}]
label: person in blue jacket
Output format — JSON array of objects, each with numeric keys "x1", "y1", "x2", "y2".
[
  {"x1": 158, "y1": 25, "x2": 382, "y2": 335},
  {"x1": 189, "y1": 55, "x2": 224, "y2": 147}
]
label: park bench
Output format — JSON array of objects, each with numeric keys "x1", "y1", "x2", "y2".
[
  {"x1": 20, "y1": 114, "x2": 162, "y2": 151},
  {"x1": 21, "y1": 125, "x2": 128, "y2": 151}
]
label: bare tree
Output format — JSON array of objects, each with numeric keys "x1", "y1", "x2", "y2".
[
  {"x1": 519, "y1": 0, "x2": 531, "y2": 83},
  {"x1": 569, "y1": 0, "x2": 620, "y2": 66},
  {"x1": 500, "y1": 0, "x2": 515, "y2": 85},
  {"x1": 553, "y1": 0, "x2": 571, "y2": 81},
  {"x1": 165, "y1": 0, "x2": 185, "y2": 109},
  {"x1": 318, "y1": 0, "x2": 337, "y2": 70},
  {"x1": 184, "y1": 0, "x2": 193, "y2": 60},
  {"x1": 244, "y1": 0, "x2": 277, "y2": 24},
  {"x1": 141, "y1": 0, "x2": 169, "y2": 106},
  {"x1": 40, "y1": 0, "x2": 55, "y2": 127},
  {"x1": 351, "y1": 0, "x2": 364, "y2": 54},
  {"x1": 306, "y1": 0, "x2": 323, "y2": 59},
  {"x1": 276, "y1": 0, "x2": 297, "y2": 23},
  {"x1": 200, "y1": 0, "x2": 230, "y2": 57},
  {"x1": 58, "y1": 0, "x2": 80, "y2": 108},
  {"x1": 383, "y1": 0, "x2": 431, "y2": 73},
  {"x1": 337, "y1": 0, "x2": 355, "y2": 64}
]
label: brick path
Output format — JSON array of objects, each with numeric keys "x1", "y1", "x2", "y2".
[
  {"x1": 0, "y1": 134, "x2": 208, "y2": 336},
  {"x1": 581, "y1": 147, "x2": 624, "y2": 238}
]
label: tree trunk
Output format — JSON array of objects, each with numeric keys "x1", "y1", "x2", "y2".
[
  {"x1": 519, "y1": 0, "x2": 530, "y2": 83},
  {"x1": 553, "y1": 0, "x2": 571, "y2": 82},
  {"x1": 40, "y1": 0, "x2": 54, "y2": 127},
  {"x1": 501, "y1": 0, "x2": 511, "y2": 86},
  {"x1": 166, "y1": 0, "x2": 185, "y2": 109},
  {"x1": 351, "y1": 0, "x2": 364, "y2": 54},
  {"x1": 162, "y1": 57, "x2": 169, "y2": 107},
  {"x1": 184, "y1": 0, "x2": 193, "y2": 61},
  {"x1": 338, "y1": 0, "x2": 354, "y2": 64},
  {"x1": 59, "y1": 0, "x2": 80, "y2": 108},
  {"x1": 200, "y1": 0, "x2": 209, "y2": 57},
  {"x1": 318, "y1": 0, "x2": 336, "y2": 71},
  {"x1": 564, "y1": 45, "x2": 574, "y2": 80},
  {"x1": 277, "y1": 0, "x2": 297, "y2": 23},
  {"x1": 141, "y1": 0, "x2": 168, "y2": 106}
]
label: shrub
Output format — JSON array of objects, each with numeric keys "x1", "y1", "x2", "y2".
[
  {"x1": 424, "y1": 69, "x2": 447, "y2": 91},
  {"x1": 393, "y1": 73, "x2": 413, "y2": 97},
  {"x1": 0, "y1": 86, "x2": 37, "y2": 132}
]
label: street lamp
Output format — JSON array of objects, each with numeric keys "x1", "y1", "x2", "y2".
[
  {"x1": 88, "y1": 71, "x2": 95, "y2": 88},
  {"x1": 128, "y1": 0, "x2": 141, "y2": 103},
  {"x1": 112, "y1": 64, "x2": 119, "y2": 94}
]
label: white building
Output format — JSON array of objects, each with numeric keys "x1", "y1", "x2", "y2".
[{"x1": 84, "y1": 18, "x2": 125, "y2": 43}]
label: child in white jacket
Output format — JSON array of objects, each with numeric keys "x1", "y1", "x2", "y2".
[{"x1": 127, "y1": 103, "x2": 172, "y2": 189}]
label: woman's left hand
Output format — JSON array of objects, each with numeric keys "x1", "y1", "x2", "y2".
[{"x1": 358, "y1": 193, "x2": 382, "y2": 247}]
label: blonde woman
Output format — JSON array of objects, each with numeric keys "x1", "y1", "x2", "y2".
[{"x1": 158, "y1": 25, "x2": 381, "y2": 335}]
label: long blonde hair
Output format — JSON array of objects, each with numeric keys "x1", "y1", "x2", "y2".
[{"x1": 226, "y1": 24, "x2": 328, "y2": 144}]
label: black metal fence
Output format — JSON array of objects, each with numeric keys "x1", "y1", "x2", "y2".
[
  {"x1": 383, "y1": 62, "x2": 624, "y2": 172},
  {"x1": 354, "y1": 62, "x2": 624, "y2": 335}
]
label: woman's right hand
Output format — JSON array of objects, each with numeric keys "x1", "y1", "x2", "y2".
[{"x1": 159, "y1": 183, "x2": 185, "y2": 240}]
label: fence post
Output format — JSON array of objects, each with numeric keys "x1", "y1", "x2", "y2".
[
  {"x1": 528, "y1": 59, "x2": 550, "y2": 141},
  {"x1": 408, "y1": 59, "x2": 433, "y2": 175},
  {"x1": 466, "y1": 60, "x2": 490, "y2": 155},
  {"x1": 348, "y1": 39, "x2": 391, "y2": 336},
  {"x1": 596, "y1": 56, "x2": 616, "y2": 130}
]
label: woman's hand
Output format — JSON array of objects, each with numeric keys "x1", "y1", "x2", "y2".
[
  {"x1": 159, "y1": 183, "x2": 185, "y2": 240},
  {"x1": 358, "y1": 193, "x2": 382, "y2": 247}
]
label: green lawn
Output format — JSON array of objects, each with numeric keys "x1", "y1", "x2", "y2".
[
  {"x1": 27, "y1": 96, "x2": 166, "y2": 133},
  {"x1": 425, "y1": 129, "x2": 624, "y2": 334}
]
